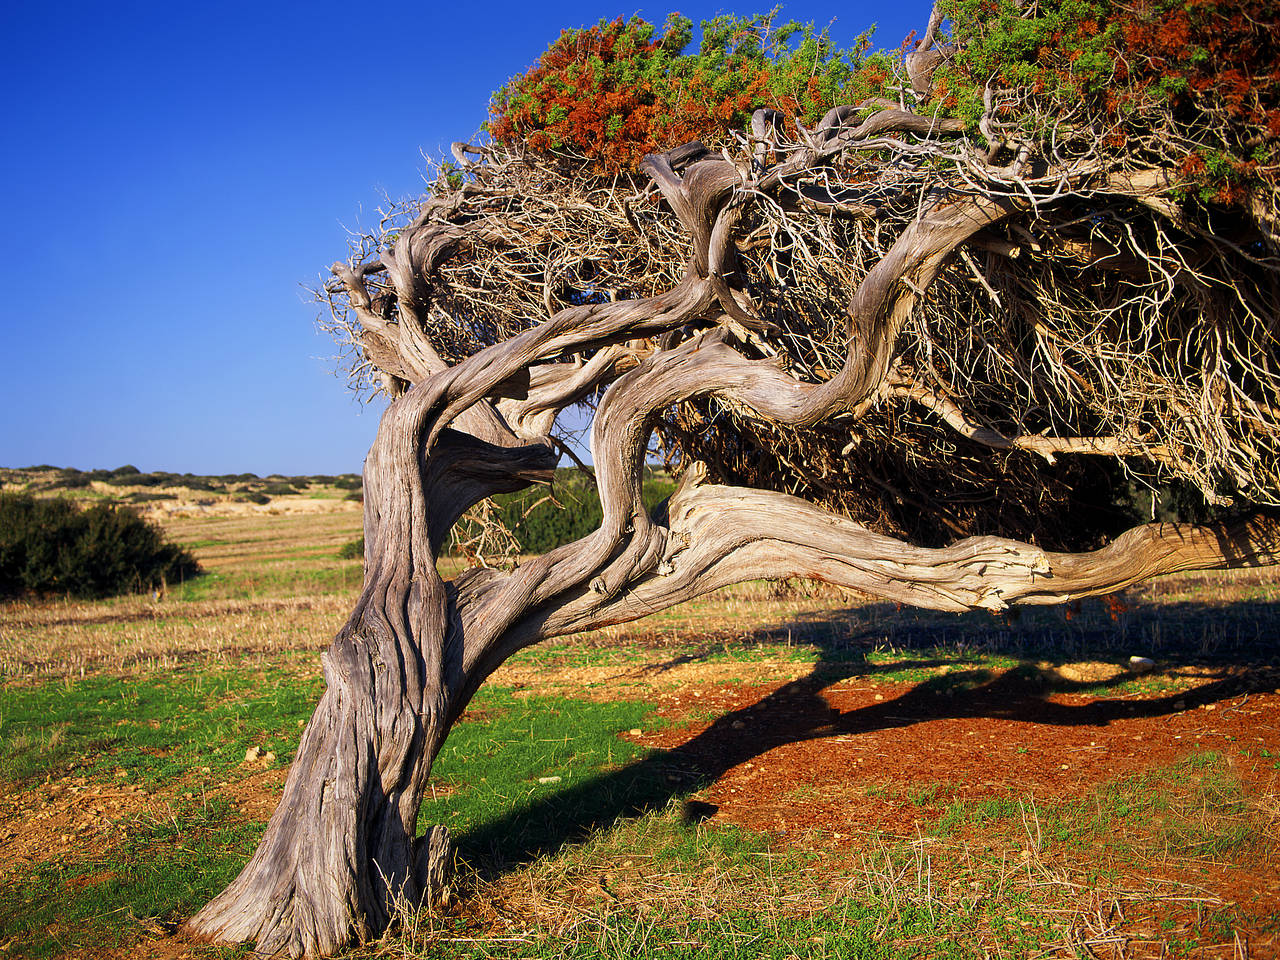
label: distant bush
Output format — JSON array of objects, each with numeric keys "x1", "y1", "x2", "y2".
[
  {"x1": 0, "y1": 493, "x2": 200, "y2": 599},
  {"x1": 110, "y1": 465, "x2": 141, "y2": 477},
  {"x1": 261, "y1": 482, "x2": 297, "y2": 496},
  {"x1": 344, "y1": 490, "x2": 364, "y2": 503},
  {"x1": 237, "y1": 492, "x2": 271, "y2": 505},
  {"x1": 338, "y1": 538, "x2": 365, "y2": 560},
  {"x1": 334, "y1": 476, "x2": 362, "y2": 490},
  {"x1": 106, "y1": 472, "x2": 153, "y2": 487},
  {"x1": 477, "y1": 471, "x2": 675, "y2": 555},
  {"x1": 128, "y1": 491, "x2": 176, "y2": 503},
  {"x1": 53, "y1": 474, "x2": 91, "y2": 489}
]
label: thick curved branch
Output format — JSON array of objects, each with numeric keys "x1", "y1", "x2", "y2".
[
  {"x1": 495, "y1": 344, "x2": 647, "y2": 439},
  {"x1": 492, "y1": 477, "x2": 1280, "y2": 656}
]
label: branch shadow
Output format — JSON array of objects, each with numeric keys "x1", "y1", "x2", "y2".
[{"x1": 448, "y1": 592, "x2": 1280, "y2": 876}]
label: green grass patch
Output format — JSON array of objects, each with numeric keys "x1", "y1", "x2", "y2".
[
  {"x1": 0, "y1": 795, "x2": 258, "y2": 959},
  {"x1": 424, "y1": 688, "x2": 669, "y2": 867},
  {"x1": 933, "y1": 751, "x2": 1270, "y2": 861},
  {"x1": 0, "y1": 668, "x2": 324, "y2": 786},
  {"x1": 169, "y1": 562, "x2": 361, "y2": 602}
]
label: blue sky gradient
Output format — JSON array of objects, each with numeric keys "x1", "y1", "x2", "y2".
[{"x1": 1, "y1": 0, "x2": 926, "y2": 476}]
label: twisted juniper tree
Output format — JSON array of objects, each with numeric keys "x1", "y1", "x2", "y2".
[{"x1": 186, "y1": 1, "x2": 1279, "y2": 954}]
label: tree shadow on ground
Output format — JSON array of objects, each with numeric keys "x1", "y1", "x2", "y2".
[{"x1": 450, "y1": 593, "x2": 1280, "y2": 875}]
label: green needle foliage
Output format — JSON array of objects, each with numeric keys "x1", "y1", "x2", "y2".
[{"x1": 489, "y1": 10, "x2": 891, "y2": 172}]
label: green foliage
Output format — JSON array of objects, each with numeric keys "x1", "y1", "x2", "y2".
[
  {"x1": 489, "y1": 11, "x2": 887, "y2": 172},
  {"x1": 492, "y1": 0, "x2": 1277, "y2": 196},
  {"x1": 338, "y1": 537, "x2": 364, "y2": 560},
  {"x1": 484, "y1": 470, "x2": 675, "y2": 555},
  {"x1": 0, "y1": 493, "x2": 200, "y2": 599},
  {"x1": 935, "y1": 0, "x2": 1279, "y2": 197}
]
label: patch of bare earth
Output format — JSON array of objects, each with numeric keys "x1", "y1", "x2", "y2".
[
  {"x1": 0, "y1": 774, "x2": 159, "y2": 873},
  {"x1": 613, "y1": 666, "x2": 1280, "y2": 958}
]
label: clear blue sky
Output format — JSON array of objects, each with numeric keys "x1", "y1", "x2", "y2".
[{"x1": 0, "y1": 0, "x2": 926, "y2": 476}]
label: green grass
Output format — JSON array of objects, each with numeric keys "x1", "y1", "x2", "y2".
[
  {"x1": 0, "y1": 796, "x2": 256, "y2": 959},
  {"x1": 424, "y1": 689, "x2": 670, "y2": 868},
  {"x1": 170, "y1": 562, "x2": 362, "y2": 602},
  {"x1": 0, "y1": 675, "x2": 670, "y2": 958},
  {"x1": 0, "y1": 668, "x2": 324, "y2": 786},
  {"x1": 933, "y1": 751, "x2": 1270, "y2": 862}
]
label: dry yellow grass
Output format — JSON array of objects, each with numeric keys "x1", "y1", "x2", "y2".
[
  {"x1": 5, "y1": 501, "x2": 1280, "y2": 686},
  {"x1": 1, "y1": 509, "x2": 363, "y2": 680}
]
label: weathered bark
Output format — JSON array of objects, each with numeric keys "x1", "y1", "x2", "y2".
[{"x1": 184, "y1": 394, "x2": 557, "y2": 955}]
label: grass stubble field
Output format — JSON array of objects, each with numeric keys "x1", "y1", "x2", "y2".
[{"x1": 1, "y1": 493, "x2": 1278, "y2": 959}]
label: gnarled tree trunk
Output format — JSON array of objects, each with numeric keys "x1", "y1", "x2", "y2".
[{"x1": 185, "y1": 395, "x2": 557, "y2": 954}]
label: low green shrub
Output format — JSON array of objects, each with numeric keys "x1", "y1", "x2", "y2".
[
  {"x1": 260, "y1": 482, "x2": 297, "y2": 496},
  {"x1": 0, "y1": 493, "x2": 200, "y2": 599},
  {"x1": 338, "y1": 538, "x2": 364, "y2": 560},
  {"x1": 484, "y1": 470, "x2": 675, "y2": 554},
  {"x1": 128, "y1": 492, "x2": 175, "y2": 503}
]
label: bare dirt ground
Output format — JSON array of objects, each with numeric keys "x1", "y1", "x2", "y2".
[{"x1": 486, "y1": 647, "x2": 1280, "y2": 958}]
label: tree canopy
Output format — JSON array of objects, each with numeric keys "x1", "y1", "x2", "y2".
[{"x1": 330, "y1": 0, "x2": 1280, "y2": 552}]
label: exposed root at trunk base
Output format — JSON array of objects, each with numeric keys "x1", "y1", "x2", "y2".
[{"x1": 183, "y1": 825, "x2": 453, "y2": 957}]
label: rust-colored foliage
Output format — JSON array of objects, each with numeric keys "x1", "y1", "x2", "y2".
[
  {"x1": 489, "y1": 14, "x2": 886, "y2": 173},
  {"x1": 942, "y1": 0, "x2": 1278, "y2": 204},
  {"x1": 1120, "y1": 0, "x2": 1279, "y2": 202}
]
